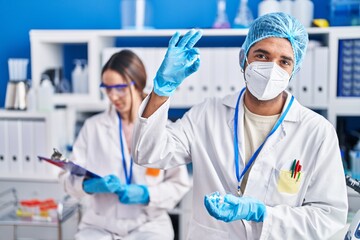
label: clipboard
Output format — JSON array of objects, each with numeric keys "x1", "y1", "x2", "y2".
[{"x1": 37, "y1": 156, "x2": 101, "y2": 179}]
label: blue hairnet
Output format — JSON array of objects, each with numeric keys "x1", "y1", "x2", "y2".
[{"x1": 240, "y1": 12, "x2": 309, "y2": 74}]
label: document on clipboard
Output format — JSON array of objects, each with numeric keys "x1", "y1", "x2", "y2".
[{"x1": 37, "y1": 149, "x2": 100, "y2": 178}]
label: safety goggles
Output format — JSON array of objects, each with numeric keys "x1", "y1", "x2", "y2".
[{"x1": 99, "y1": 81, "x2": 135, "y2": 97}]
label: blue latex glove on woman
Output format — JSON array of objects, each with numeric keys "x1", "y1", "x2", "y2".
[
  {"x1": 83, "y1": 174, "x2": 121, "y2": 194},
  {"x1": 117, "y1": 184, "x2": 150, "y2": 205},
  {"x1": 154, "y1": 29, "x2": 203, "y2": 97},
  {"x1": 204, "y1": 193, "x2": 267, "y2": 222}
]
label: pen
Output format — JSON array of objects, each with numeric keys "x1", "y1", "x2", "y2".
[
  {"x1": 296, "y1": 165, "x2": 302, "y2": 181},
  {"x1": 291, "y1": 159, "x2": 297, "y2": 178},
  {"x1": 294, "y1": 160, "x2": 300, "y2": 179}
]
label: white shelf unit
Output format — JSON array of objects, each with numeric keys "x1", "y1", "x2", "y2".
[
  {"x1": 327, "y1": 27, "x2": 360, "y2": 126},
  {"x1": 29, "y1": 28, "x2": 358, "y2": 118}
]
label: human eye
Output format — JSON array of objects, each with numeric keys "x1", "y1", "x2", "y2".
[
  {"x1": 115, "y1": 86, "x2": 126, "y2": 94},
  {"x1": 255, "y1": 53, "x2": 267, "y2": 60},
  {"x1": 281, "y1": 59, "x2": 291, "y2": 66}
]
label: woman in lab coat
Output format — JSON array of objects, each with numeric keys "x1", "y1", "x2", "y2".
[
  {"x1": 60, "y1": 50, "x2": 191, "y2": 240},
  {"x1": 132, "y1": 13, "x2": 348, "y2": 239}
]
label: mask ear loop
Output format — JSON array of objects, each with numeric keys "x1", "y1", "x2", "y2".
[
  {"x1": 239, "y1": 48, "x2": 245, "y2": 72},
  {"x1": 289, "y1": 66, "x2": 300, "y2": 81}
]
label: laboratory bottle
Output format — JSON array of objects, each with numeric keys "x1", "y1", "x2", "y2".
[
  {"x1": 71, "y1": 59, "x2": 83, "y2": 94},
  {"x1": 37, "y1": 79, "x2": 54, "y2": 112},
  {"x1": 82, "y1": 63, "x2": 89, "y2": 93},
  {"x1": 213, "y1": 0, "x2": 231, "y2": 29},
  {"x1": 233, "y1": 0, "x2": 254, "y2": 28},
  {"x1": 279, "y1": 0, "x2": 293, "y2": 15},
  {"x1": 292, "y1": 0, "x2": 314, "y2": 27},
  {"x1": 258, "y1": 0, "x2": 280, "y2": 17},
  {"x1": 26, "y1": 87, "x2": 37, "y2": 112},
  {"x1": 349, "y1": 134, "x2": 360, "y2": 179}
]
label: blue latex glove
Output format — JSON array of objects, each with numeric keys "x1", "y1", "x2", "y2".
[
  {"x1": 153, "y1": 29, "x2": 203, "y2": 97},
  {"x1": 83, "y1": 174, "x2": 121, "y2": 194},
  {"x1": 117, "y1": 184, "x2": 149, "y2": 205},
  {"x1": 204, "y1": 193, "x2": 267, "y2": 222}
]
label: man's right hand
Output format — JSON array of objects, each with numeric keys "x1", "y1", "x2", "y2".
[{"x1": 153, "y1": 29, "x2": 202, "y2": 97}]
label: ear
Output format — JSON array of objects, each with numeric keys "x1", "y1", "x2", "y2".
[{"x1": 239, "y1": 48, "x2": 245, "y2": 70}]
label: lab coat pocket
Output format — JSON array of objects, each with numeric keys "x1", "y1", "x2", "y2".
[
  {"x1": 187, "y1": 219, "x2": 230, "y2": 240},
  {"x1": 265, "y1": 168, "x2": 305, "y2": 207},
  {"x1": 277, "y1": 170, "x2": 302, "y2": 194}
]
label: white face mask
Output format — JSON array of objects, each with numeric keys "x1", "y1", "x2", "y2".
[{"x1": 244, "y1": 61, "x2": 290, "y2": 101}]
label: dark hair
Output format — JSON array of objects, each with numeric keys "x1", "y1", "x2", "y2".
[{"x1": 102, "y1": 49, "x2": 147, "y2": 98}]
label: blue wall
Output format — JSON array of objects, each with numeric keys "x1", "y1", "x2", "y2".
[{"x1": 0, "y1": 0, "x2": 329, "y2": 107}]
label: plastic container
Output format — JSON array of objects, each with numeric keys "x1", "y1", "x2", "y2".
[
  {"x1": 121, "y1": 0, "x2": 153, "y2": 29},
  {"x1": 233, "y1": 0, "x2": 254, "y2": 28},
  {"x1": 71, "y1": 59, "x2": 88, "y2": 94},
  {"x1": 279, "y1": 0, "x2": 293, "y2": 15},
  {"x1": 258, "y1": 0, "x2": 280, "y2": 17},
  {"x1": 350, "y1": 137, "x2": 360, "y2": 179},
  {"x1": 292, "y1": 0, "x2": 314, "y2": 27},
  {"x1": 37, "y1": 78, "x2": 54, "y2": 112},
  {"x1": 213, "y1": 0, "x2": 231, "y2": 29},
  {"x1": 8, "y1": 58, "x2": 29, "y2": 81},
  {"x1": 26, "y1": 87, "x2": 37, "y2": 111},
  {"x1": 330, "y1": 0, "x2": 360, "y2": 26},
  {"x1": 71, "y1": 59, "x2": 83, "y2": 94}
]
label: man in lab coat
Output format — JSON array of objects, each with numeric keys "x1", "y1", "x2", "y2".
[{"x1": 132, "y1": 13, "x2": 348, "y2": 239}]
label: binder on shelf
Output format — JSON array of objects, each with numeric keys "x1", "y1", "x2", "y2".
[
  {"x1": 297, "y1": 48, "x2": 314, "y2": 106},
  {"x1": 337, "y1": 39, "x2": 354, "y2": 97},
  {"x1": 20, "y1": 120, "x2": 35, "y2": 176},
  {"x1": 226, "y1": 48, "x2": 245, "y2": 96},
  {"x1": 197, "y1": 48, "x2": 213, "y2": 103},
  {"x1": 7, "y1": 120, "x2": 22, "y2": 175},
  {"x1": 33, "y1": 120, "x2": 48, "y2": 175},
  {"x1": 0, "y1": 120, "x2": 9, "y2": 176},
  {"x1": 184, "y1": 72, "x2": 199, "y2": 106},
  {"x1": 213, "y1": 48, "x2": 228, "y2": 98},
  {"x1": 287, "y1": 75, "x2": 299, "y2": 98},
  {"x1": 313, "y1": 46, "x2": 329, "y2": 107},
  {"x1": 140, "y1": 48, "x2": 157, "y2": 94}
]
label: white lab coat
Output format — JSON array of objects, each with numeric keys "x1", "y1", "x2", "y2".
[
  {"x1": 132, "y1": 90, "x2": 348, "y2": 240},
  {"x1": 59, "y1": 106, "x2": 191, "y2": 239}
]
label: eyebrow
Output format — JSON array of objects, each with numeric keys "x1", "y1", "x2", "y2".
[{"x1": 252, "y1": 49, "x2": 294, "y2": 64}]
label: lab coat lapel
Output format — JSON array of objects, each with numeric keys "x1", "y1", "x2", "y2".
[
  {"x1": 223, "y1": 91, "x2": 246, "y2": 167},
  {"x1": 100, "y1": 107, "x2": 120, "y2": 147},
  {"x1": 256, "y1": 92, "x2": 300, "y2": 166},
  {"x1": 100, "y1": 106, "x2": 135, "y2": 181}
]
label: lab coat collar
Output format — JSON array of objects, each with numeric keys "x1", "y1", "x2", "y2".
[
  {"x1": 222, "y1": 89, "x2": 300, "y2": 123},
  {"x1": 98, "y1": 105, "x2": 118, "y2": 127}
]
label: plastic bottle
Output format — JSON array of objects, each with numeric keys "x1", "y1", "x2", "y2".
[
  {"x1": 26, "y1": 87, "x2": 37, "y2": 112},
  {"x1": 279, "y1": 0, "x2": 293, "y2": 15},
  {"x1": 37, "y1": 79, "x2": 54, "y2": 112},
  {"x1": 258, "y1": 0, "x2": 280, "y2": 17},
  {"x1": 350, "y1": 134, "x2": 360, "y2": 179},
  {"x1": 292, "y1": 0, "x2": 314, "y2": 27},
  {"x1": 233, "y1": 0, "x2": 254, "y2": 28},
  {"x1": 213, "y1": 0, "x2": 231, "y2": 29},
  {"x1": 71, "y1": 60, "x2": 83, "y2": 94},
  {"x1": 81, "y1": 62, "x2": 88, "y2": 93}
]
